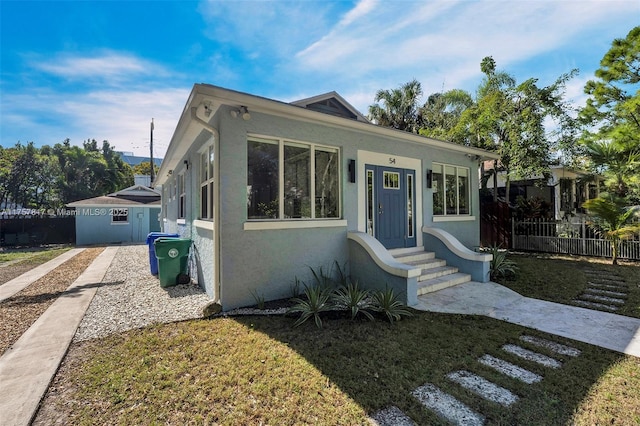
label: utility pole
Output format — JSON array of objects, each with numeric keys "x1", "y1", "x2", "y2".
[{"x1": 150, "y1": 118, "x2": 155, "y2": 184}]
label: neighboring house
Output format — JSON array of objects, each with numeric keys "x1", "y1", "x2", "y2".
[
  {"x1": 485, "y1": 164, "x2": 601, "y2": 219},
  {"x1": 67, "y1": 185, "x2": 161, "y2": 245},
  {"x1": 156, "y1": 84, "x2": 498, "y2": 311}
]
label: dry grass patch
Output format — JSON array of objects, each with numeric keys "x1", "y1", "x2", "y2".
[
  {"x1": 0, "y1": 247, "x2": 71, "y2": 285},
  {"x1": 36, "y1": 310, "x2": 640, "y2": 425},
  {"x1": 571, "y1": 356, "x2": 640, "y2": 425},
  {"x1": 0, "y1": 247, "x2": 103, "y2": 354}
]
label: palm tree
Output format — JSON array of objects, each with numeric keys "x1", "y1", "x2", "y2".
[
  {"x1": 583, "y1": 193, "x2": 640, "y2": 265},
  {"x1": 583, "y1": 139, "x2": 640, "y2": 198},
  {"x1": 368, "y1": 79, "x2": 423, "y2": 133}
]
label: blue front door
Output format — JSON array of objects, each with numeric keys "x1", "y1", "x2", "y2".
[{"x1": 366, "y1": 165, "x2": 416, "y2": 249}]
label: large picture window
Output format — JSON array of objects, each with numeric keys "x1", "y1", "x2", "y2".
[
  {"x1": 432, "y1": 163, "x2": 470, "y2": 216},
  {"x1": 200, "y1": 145, "x2": 215, "y2": 220},
  {"x1": 247, "y1": 137, "x2": 339, "y2": 220}
]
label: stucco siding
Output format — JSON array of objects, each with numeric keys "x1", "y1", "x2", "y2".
[
  {"x1": 75, "y1": 207, "x2": 160, "y2": 245},
  {"x1": 160, "y1": 100, "x2": 485, "y2": 310}
]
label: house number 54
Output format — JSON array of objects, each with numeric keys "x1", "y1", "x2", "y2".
[{"x1": 389, "y1": 157, "x2": 396, "y2": 164}]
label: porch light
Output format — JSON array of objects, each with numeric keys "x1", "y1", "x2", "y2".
[
  {"x1": 426, "y1": 169, "x2": 432, "y2": 188},
  {"x1": 348, "y1": 159, "x2": 356, "y2": 183}
]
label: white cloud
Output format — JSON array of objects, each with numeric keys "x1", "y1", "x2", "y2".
[
  {"x1": 294, "y1": 0, "x2": 639, "y2": 96},
  {"x1": 33, "y1": 51, "x2": 168, "y2": 82},
  {"x1": 197, "y1": 0, "x2": 340, "y2": 58},
  {"x1": 2, "y1": 84, "x2": 188, "y2": 158}
]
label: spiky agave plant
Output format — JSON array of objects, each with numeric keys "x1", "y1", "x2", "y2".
[
  {"x1": 486, "y1": 245, "x2": 518, "y2": 280},
  {"x1": 288, "y1": 284, "x2": 332, "y2": 328},
  {"x1": 331, "y1": 281, "x2": 374, "y2": 321},
  {"x1": 371, "y1": 287, "x2": 413, "y2": 323}
]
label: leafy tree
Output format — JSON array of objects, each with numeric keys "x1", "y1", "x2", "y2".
[
  {"x1": 52, "y1": 139, "x2": 133, "y2": 204},
  {"x1": 418, "y1": 89, "x2": 474, "y2": 142},
  {"x1": 580, "y1": 26, "x2": 640, "y2": 201},
  {"x1": 583, "y1": 193, "x2": 640, "y2": 265},
  {"x1": 132, "y1": 161, "x2": 159, "y2": 176},
  {"x1": 452, "y1": 57, "x2": 578, "y2": 202},
  {"x1": 368, "y1": 79, "x2": 423, "y2": 133}
]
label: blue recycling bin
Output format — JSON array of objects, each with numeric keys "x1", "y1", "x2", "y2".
[{"x1": 146, "y1": 232, "x2": 179, "y2": 275}]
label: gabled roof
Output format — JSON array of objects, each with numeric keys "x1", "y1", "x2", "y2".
[
  {"x1": 109, "y1": 185, "x2": 160, "y2": 197},
  {"x1": 67, "y1": 185, "x2": 160, "y2": 207},
  {"x1": 291, "y1": 92, "x2": 369, "y2": 122}
]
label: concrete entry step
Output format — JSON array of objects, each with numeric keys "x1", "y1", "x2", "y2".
[
  {"x1": 390, "y1": 247, "x2": 436, "y2": 263},
  {"x1": 417, "y1": 265, "x2": 460, "y2": 281},
  {"x1": 447, "y1": 370, "x2": 519, "y2": 406},
  {"x1": 417, "y1": 273, "x2": 471, "y2": 295},
  {"x1": 502, "y1": 344, "x2": 562, "y2": 368},
  {"x1": 478, "y1": 354, "x2": 543, "y2": 384},
  {"x1": 412, "y1": 383, "x2": 485, "y2": 426},
  {"x1": 519, "y1": 335, "x2": 581, "y2": 357}
]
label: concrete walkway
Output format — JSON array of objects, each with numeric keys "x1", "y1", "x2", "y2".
[
  {"x1": 0, "y1": 248, "x2": 85, "y2": 303},
  {"x1": 0, "y1": 246, "x2": 118, "y2": 426},
  {"x1": 416, "y1": 281, "x2": 640, "y2": 358}
]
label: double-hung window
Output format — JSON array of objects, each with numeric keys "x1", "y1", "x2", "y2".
[
  {"x1": 200, "y1": 145, "x2": 215, "y2": 220},
  {"x1": 432, "y1": 163, "x2": 470, "y2": 216},
  {"x1": 247, "y1": 137, "x2": 339, "y2": 220}
]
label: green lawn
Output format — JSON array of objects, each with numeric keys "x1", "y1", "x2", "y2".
[
  {"x1": 0, "y1": 247, "x2": 70, "y2": 264},
  {"x1": 55, "y1": 312, "x2": 639, "y2": 424},
  {"x1": 495, "y1": 252, "x2": 640, "y2": 319}
]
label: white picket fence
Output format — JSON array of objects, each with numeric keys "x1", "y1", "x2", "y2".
[{"x1": 512, "y1": 218, "x2": 640, "y2": 260}]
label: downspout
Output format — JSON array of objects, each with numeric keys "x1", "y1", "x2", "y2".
[{"x1": 190, "y1": 107, "x2": 222, "y2": 307}]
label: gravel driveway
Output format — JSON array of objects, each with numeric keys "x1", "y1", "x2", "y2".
[{"x1": 74, "y1": 244, "x2": 211, "y2": 342}]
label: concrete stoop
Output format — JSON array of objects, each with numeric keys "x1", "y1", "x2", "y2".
[
  {"x1": 390, "y1": 247, "x2": 471, "y2": 296},
  {"x1": 369, "y1": 335, "x2": 581, "y2": 426},
  {"x1": 571, "y1": 270, "x2": 628, "y2": 313}
]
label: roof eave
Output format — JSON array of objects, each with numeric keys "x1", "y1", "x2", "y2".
[{"x1": 157, "y1": 84, "x2": 500, "y2": 182}]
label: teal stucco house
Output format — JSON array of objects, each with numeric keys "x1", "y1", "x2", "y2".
[
  {"x1": 68, "y1": 185, "x2": 161, "y2": 245},
  {"x1": 156, "y1": 84, "x2": 497, "y2": 311}
]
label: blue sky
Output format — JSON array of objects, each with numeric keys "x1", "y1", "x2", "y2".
[{"x1": 1, "y1": 0, "x2": 638, "y2": 159}]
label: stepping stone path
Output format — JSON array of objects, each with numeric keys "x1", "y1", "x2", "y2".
[
  {"x1": 572, "y1": 269, "x2": 628, "y2": 312},
  {"x1": 369, "y1": 335, "x2": 582, "y2": 425}
]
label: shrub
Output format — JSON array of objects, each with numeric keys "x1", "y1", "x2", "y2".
[
  {"x1": 371, "y1": 287, "x2": 413, "y2": 323},
  {"x1": 485, "y1": 245, "x2": 518, "y2": 280},
  {"x1": 331, "y1": 282, "x2": 374, "y2": 321},
  {"x1": 288, "y1": 285, "x2": 332, "y2": 328}
]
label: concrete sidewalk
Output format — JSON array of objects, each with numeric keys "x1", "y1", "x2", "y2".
[
  {"x1": 0, "y1": 248, "x2": 85, "y2": 303},
  {"x1": 0, "y1": 246, "x2": 118, "y2": 426},
  {"x1": 416, "y1": 281, "x2": 640, "y2": 357}
]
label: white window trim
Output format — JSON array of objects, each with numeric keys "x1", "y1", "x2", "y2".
[
  {"x1": 247, "y1": 134, "x2": 341, "y2": 222},
  {"x1": 433, "y1": 215, "x2": 476, "y2": 222},
  {"x1": 199, "y1": 144, "x2": 215, "y2": 220},
  {"x1": 432, "y1": 162, "x2": 471, "y2": 217},
  {"x1": 244, "y1": 219, "x2": 347, "y2": 231}
]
